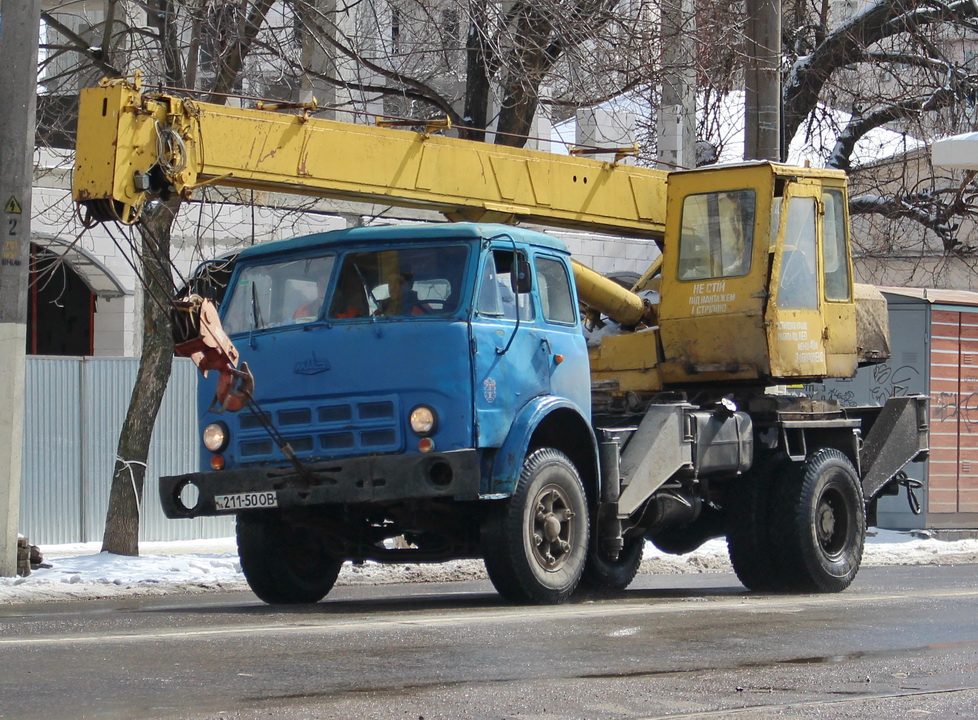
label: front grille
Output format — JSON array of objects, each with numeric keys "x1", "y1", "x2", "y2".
[
  {"x1": 359, "y1": 401, "x2": 394, "y2": 420},
  {"x1": 319, "y1": 405, "x2": 352, "y2": 423},
  {"x1": 240, "y1": 439, "x2": 274, "y2": 457},
  {"x1": 234, "y1": 394, "x2": 402, "y2": 464},
  {"x1": 361, "y1": 429, "x2": 396, "y2": 447},
  {"x1": 240, "y1": 412, "x2": 271, "y2": 430},
  {"x1": 279, "y1": 408, "x2": 312, "y2": 425},
  {"x1": 321, "y1": 431, "x2": 355, "y2": 450}
]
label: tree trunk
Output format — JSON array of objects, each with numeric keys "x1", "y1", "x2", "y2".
[
  {"x1": 101, "y1": 200, "x2": 179, "y2": 556},
  {"x1": 460, "y1": 0, "x2": 493, "y2": 142}
]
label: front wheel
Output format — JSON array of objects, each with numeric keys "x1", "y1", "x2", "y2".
[
  {"x1": 482, "y1": 448, "x2": 590, "y2": 604},
  {"x1": 237, "y1": 512, "x2": 343, "y2": 604},
  {"x1": 772, "y1": 449, "x2": 866, "y2": 593}
]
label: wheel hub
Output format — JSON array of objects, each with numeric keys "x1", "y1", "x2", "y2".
[
  {"x1": 816, "y1": 488, "x2": 850, "y2": 557},
  {"x1": 818, "y1": 502, "x2": 836, "y2": 541},
  {"x1": 531, "y1": 486, "x2": 575, "y2": 571},
  {"x1": 543, "y1": 514, "x2": 561, "y2": 542}
]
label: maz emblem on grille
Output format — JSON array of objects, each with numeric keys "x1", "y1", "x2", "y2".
[{"x1": 294, "y1": 352, "x2": 331, "y2": 375}]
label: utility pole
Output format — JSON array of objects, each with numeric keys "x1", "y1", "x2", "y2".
[
  {"x1": 744, "y1": 0, "x2": 782, "y2": 161},
  {"x1": 299, "y1": 0, "x2": 338, "y2": 120},
  {"x1": 657, "y1": 0, "x2": 696, "y2": 170},
  {"x1": 0, "y1": 0, "x2": 41, "y2": 576}
]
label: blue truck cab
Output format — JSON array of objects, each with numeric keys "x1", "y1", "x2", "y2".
[{"x1": 160, "y1": 223, "x2": 600, "y2": 604}]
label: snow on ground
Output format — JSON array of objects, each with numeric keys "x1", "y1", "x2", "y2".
[{"x1": 2, "y1": 530, "x2": 976, "y2": 605}]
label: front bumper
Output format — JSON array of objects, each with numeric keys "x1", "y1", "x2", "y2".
[{"x1": 159, "y1": 449, "x2": 481, "y2": 518}]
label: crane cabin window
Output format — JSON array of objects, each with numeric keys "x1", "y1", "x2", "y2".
[
  {"x1": 775, "y1": 196, "x2": 819, "y2": 310},
  {"x1": 677, "y1": 190, "x2": 756, "y2": 281},
  {"x1": 822, "y1": 189, "x2": 852, "y2": 302}
]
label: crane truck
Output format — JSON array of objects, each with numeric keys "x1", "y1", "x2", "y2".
[{"x1": 72, "y1": 74, "x2": 929, "y2": 604}]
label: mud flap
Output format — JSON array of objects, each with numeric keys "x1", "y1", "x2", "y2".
[{"x1": 857, "y1": 395, "x2": 929, "y2": 500}]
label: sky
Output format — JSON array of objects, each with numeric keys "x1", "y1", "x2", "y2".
[{"x1": 2, "y1": 530, "x2": 976, "y2": 604}]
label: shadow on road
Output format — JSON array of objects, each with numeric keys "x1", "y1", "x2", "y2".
[{"x1": 145, "y1": 575, "x2": 749, "y2": 617}]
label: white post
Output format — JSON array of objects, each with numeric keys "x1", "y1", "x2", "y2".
[
  {"x1": 657, "y1": 0, "x2": 696, "y2": 170},
  {"x1": 0, "y1": 0, "x2": 42, "y2": 575}
]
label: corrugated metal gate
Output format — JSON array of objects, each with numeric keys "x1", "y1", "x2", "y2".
[
  {"x1": 928, "y1": 307, "x2": 978, "y2": 516},
  {"x1": 811, "y1": 288, "x2": 978, "y2": 530},
  {"x1": 21, "y1": 356, "x2": 233, "y2": 544}
]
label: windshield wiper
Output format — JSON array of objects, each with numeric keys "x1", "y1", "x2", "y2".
[
  {"x1": 251, "y1": 282, "x2": 265, "y2": 329},
  {"x1": 352, "y1": 263, "x2": 381, "y2": 313}
]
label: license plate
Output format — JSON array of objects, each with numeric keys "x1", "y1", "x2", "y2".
[{"x1": 213, "y1": 491, "x2": 278, "y2": 511}]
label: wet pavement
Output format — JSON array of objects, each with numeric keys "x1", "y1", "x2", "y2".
[{"x1": 2, "y1": 564, "x2": 977, "y2": 719}]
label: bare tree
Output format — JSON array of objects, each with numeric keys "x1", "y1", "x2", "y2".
[
  {"x1": 277, "y1": 0, "x2": 657, "y2": 146},
  {"x1": 40, "y1": 0, "x2": 278, "y2": 554},
  {"x1": 777, "y1": 0, "x2": 978, "y2": 276},
  {"x1": 783, "y1": 0, "x2": 978, "y2": 157}
]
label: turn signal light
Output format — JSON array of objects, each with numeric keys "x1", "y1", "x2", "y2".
[{"x1": 210, "y1": 454, "x2": 225, "y2": 470}]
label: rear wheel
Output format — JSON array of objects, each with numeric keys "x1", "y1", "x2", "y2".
[
  {"x1": 482, "y1": 448, "x2": 589, "y2": 604},
  {"x1": 237, "y1": 512, "x2": 343, "y2": 604},
  {"x1": 772, "y1": 449, "x2": 866, "y2": 593},
  {"x1": 578, "y1": 535, "x2": 644, "y2": 593},
  {"x1": 726, "y1": 452, "x2": 790, "y2": 592}
]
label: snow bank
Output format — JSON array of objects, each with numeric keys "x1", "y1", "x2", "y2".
[{"x1": 1, "y1": 530, "x2": 975, "y2": 605}]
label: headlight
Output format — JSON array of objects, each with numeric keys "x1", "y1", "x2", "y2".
[
  {"x1": 409, "y1": 405, "x2": 438, "y2": 436},
  {"x1": 202, "y1": 422, "x2": 229, "y2": 452}
]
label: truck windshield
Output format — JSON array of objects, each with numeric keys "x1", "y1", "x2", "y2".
[
  {"x1": 329, "y1": 244, "x2": 469, "y2": 318},
  {"x1": 222, "y1": 254, "x2": 336, "y2": 334},
  {"x1": 677, "y1": 190, "x2": 755, "y2": 280},
  {"x1": 220, "y1": 244, "x2": 469, "y2": 334}
]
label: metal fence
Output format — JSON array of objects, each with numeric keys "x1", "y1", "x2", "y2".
[{"x1": 21, "y1": 356, "x2": 234, "y2": 545}]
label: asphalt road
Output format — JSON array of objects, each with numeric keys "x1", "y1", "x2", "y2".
[{"x1": 2, "y1": 565, "x2": 977, "y2": 720}]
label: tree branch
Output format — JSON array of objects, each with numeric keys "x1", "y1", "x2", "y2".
[
  {"x1": 782, "y1": 0, "x2": 978, "y2": 143},
  {"x1": 207, "y1": 0, "x2": 276, "y2": 102},
  {"x1": 291, "y1": 0, "x2": 460, "y2": 122},
  {"x1": 850, "y1": 177, "x2": 978, "y2": 253},
  {"x1": 828, "y1": 87, "x2": 957, "y2": 169},
  {"x1": 40, "y1": 11, "x2": 122, "y2": 78}
]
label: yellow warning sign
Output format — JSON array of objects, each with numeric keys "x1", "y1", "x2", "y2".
[{"x1": 4, "y1": 196, "x2": 22, "y2": 214}]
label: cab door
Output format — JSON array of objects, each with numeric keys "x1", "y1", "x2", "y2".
[
  {"x1": 765, "y1": 184, "x2": 828, "y2": 379},
  {"x1": 470, "y1": 245, "x2": 550, "y2": 448},
  {"x1": 532, "y1": 253, "x2": 590, "y2": 414},
  {"x1": 820, "y1": 187, "x2": 858, "y2": 377}
]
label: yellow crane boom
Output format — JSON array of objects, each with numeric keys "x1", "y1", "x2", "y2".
[{"x1": 73, "y1": 75, "x2": 667, "y2": 245}]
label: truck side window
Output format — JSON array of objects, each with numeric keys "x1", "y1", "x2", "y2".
[
  {"x1": 677, "y1": 190, "x2": 755, "y2": 280},
  {"x1": 775, "y1": 196, "x2": 818, "y2": 310},
  {"x1": 536, "y1": 256, "x2": 576, "y2": 325},
  {"x1": 477, "y1": 250, "x2": 532, "y2": 321},
  {"x1": 822, "y1": 189, "x2": 852, "y2": 302}
]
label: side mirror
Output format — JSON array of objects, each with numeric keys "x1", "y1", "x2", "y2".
[{"x1": 513, "y1": 257, "x2": 532, "y2": 294}]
